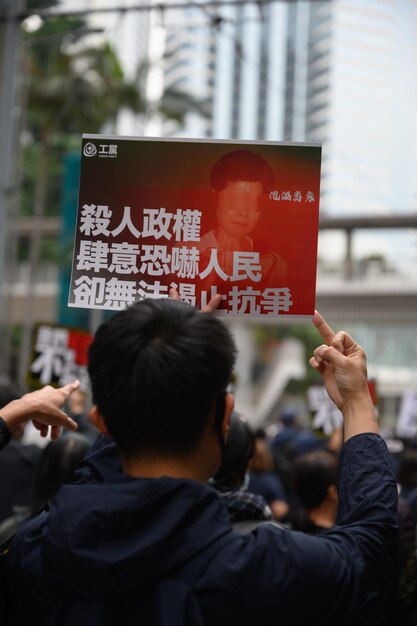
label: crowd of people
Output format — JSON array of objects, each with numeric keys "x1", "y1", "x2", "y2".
[{"x1": 0, "y1": 297, "x2": 416, "y2": 624}]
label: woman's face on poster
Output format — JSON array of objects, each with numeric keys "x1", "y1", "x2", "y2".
[{"x1": 216, "y1": 180, "x2": 262, "y2": 240}]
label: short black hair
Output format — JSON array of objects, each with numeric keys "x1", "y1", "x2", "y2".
[
  {"x1": 292, "y1": 451, "x2": 338, "y2": 510},
  {"x1": 212, "y1": 412, "x2": 255, "y2": 487},
  {"x1": 88, "y1": 298, "x2": 236, "y2": 457},
  {"x1": 210, "y1": 149, "x2": 275, "y2": 193}
]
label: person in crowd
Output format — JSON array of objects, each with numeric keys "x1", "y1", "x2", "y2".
[
  {"x1": 0, "y1": 431, "x2": 91, "y2": 550},
  {"x1": 32, "y1": 432, "x2": 92, "y2": 513},
  {"x1": 0, "y1": 384, "x2": 42, "y2": 524},
  {"x1": 6, "y1": 303, "x2": 397, "y2": 626},
  {"x1": 290, "y1": 447, "x2": 415, "y2": 624},
  {"x1": 211, "y1": 412, "x2": 273, "y2": 533},
  {"x1": 0, "y1": 382, "x2": 79, "y2": 452},
  {"x1": 397, "y1": 448, "x2": 417, "y2": 527},
  {"x1": 270, "y1": 405, "x2": 328, "y2": 497},
  {"x1": 248, "y1": 429, "x2": 289, "y2": 521},
  {"x1": 291, "y1": 450, "x2": 338, "y2": 534}
]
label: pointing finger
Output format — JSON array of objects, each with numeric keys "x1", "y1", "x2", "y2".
[
  {"x1": 313, "y1": 310, "x2": 335, "y2": 345},
  {"x1": 61, "y1": 380, "x2": 81, "y2": 398}
]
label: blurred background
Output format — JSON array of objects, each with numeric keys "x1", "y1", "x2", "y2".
[{"x1": 0, "y1": 0, "x2": 417, "y2": 438}]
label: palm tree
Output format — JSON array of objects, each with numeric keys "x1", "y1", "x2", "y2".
[
  {"x1": 17, "y1": 14, "x2": 208, "y2": 382},
  {"x1": 17, "y1": 20, "x2": 146, "y2": 384}
]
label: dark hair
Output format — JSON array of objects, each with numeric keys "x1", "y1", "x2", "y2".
[
  {"x1": 210, "y1": 149, "x2": 275, "y2": 193},
  {"x1": 33, "y1": 432, "x2": 91, "y2": 510},
  {"x1": 292, "y1": 451, "x2": 338, "y2": 510},
  {"x1": 254, "y1": 428, "x2": 267, "y2": 440},
  {"x1": 397, "y1": 449, "x2": 417, "y2": 487},
  {"x1": 213, "y1": 412, "x2": 255, "y2": 488},
  {"x1": 88, "y1": 298, "x2": 236, "y2": 457}
]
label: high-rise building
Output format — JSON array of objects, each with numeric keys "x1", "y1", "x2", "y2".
[
  {"x1": 212, "y1": 1, "x2": 288, "y2": 140},
  {"x1": 154, "y1": 1, "x2": 288, "y2": 140},
  {"x1": 154, "y1": 2, "x2": 217, "y2": 137},
  {"x1": 74, "y1": 0, "x2": 151, "y2": 134},
  {"x1": 167, "y1": 0, "x2": 417, "y2": 217},
  {"x1": 285, "y1": 0, "x2": 417, "y2": 220},
  {"x1": 155, "y1": 0, "x2": 417, "y2": 415}
]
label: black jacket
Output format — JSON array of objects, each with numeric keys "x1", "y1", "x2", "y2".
[{"x1": 6, "y1": 433, "x2": 398, "y2": 626}]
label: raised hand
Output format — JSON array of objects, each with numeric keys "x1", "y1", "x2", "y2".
[
  {"x1": 310, "y1": 311, "x2": 377, "y2": 440},
  {"x1": 2, "y1": 381, "x2": 80, "y2": 441},
  {"x1": 169, "y1": 288, "x2": 222, "y2": 313}
]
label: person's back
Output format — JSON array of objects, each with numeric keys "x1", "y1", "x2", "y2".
[{"x1": 6, "y1": 301, "x2": 398, "y2": 626}]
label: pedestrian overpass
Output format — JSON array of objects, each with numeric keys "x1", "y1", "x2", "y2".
[{"x1": 229, "y1": 213, "x2": 417, "y2": 427}]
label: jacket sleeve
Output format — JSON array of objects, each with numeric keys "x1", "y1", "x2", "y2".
[
  {"x1": 276, "y1": 433, "x2": 398, "y2": 624},
  {"x1": 217, "y1": 433, "x2": 399, "y2": 626}
]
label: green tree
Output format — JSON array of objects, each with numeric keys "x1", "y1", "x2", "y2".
[
  {"x1": 25, "y1": 18, "x2": 144, "y2": 208},
  {"x1": 27, "y1": 0, "x2": 58, "y2": 8},
  {"x1": 17, "y1": 12, "x2": 208, "y2": 382},
  {"x1": 17, "y1": 16, "x2": 146, "y2": 383}
]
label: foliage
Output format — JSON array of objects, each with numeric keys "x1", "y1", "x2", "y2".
[
  {"x1": 21, "y1": 141, "x2": 69, "y2": 217},
  {"x1": 26, "y1": 30, "x2": 144, "y2": 141},
  {"x1": 19, "y1": 11, "x2": 213, "y2": 275},
  {"x1": 20, "y1": 14, "x2": 145, "y2": 263},
  {"x1": 27, "y1": 0, "x2": 58, "y2": 9}
]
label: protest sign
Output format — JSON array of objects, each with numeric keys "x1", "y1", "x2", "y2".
[
  {"x1": 307, "y1": 385, "x2": 343, "y2": 436},
  {"x1": 397, "y1": 390, "x2": 417, "y2": 439},
  {"x1": 68, "y1": 136, "x2": 322, "y2": 317},
  {"x1": 27, "y1": 323, "x2": 92, "y2": 391},
  {"x1": 308, "y1": 378, "x2": 379, "y2": 436}
]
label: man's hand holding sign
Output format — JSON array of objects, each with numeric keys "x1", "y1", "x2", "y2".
[
  {"x1": 70, "y1": 136, "x2": 321, "y2": 317},
  {"x1": 169, "y1": 287, "x2": 222, "y2": 313}
]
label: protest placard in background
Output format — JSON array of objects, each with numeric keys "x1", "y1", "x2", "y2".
[
  {"x1": 307, "y1": 384, "x2": 343, "y2": 436},
  {"x1": 68, "y1": 136, "x2": 322, "y2": 317},
  {"x1": 308, "y1": 378, "x2": 379, "y2": 436},
  {"x1": 397, "y1": 390, "x2": 417, "y2": 439},
  {"x1": 27, "y1": 323, "x2": 92, "y2": 391}
]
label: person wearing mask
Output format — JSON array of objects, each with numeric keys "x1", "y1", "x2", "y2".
[{"x1": 6, "y1": 304, "x2": 397, "y2": 626}]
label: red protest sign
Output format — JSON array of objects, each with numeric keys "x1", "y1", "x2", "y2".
[{"x1": 68, "y1": 136, "x2": 321, "y2": 318}]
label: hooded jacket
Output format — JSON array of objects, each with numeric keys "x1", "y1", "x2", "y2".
[{"x1": 6, "y1": 433, "x2": 397, "y2": 626}]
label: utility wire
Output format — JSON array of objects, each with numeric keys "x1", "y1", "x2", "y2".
[{"x1": 4, "y1": 0, "x2": 298, "y2": 23}]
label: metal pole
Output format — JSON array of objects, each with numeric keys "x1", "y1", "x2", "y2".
[
  {"x1": 0, "y1": 0, "x2": 25, "y2": 379},
  {"x1": 344, "y1": 228, "x2": 353, "y2": 280}
]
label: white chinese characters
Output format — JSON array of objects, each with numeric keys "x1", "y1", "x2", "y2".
[{"x1": 72, "y1": 204, "x2": 294, "y2": 316}]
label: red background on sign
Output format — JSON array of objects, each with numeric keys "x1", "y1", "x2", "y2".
[{"x1": 69, "y1": 139, "x2": 321, "y2": 317}]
